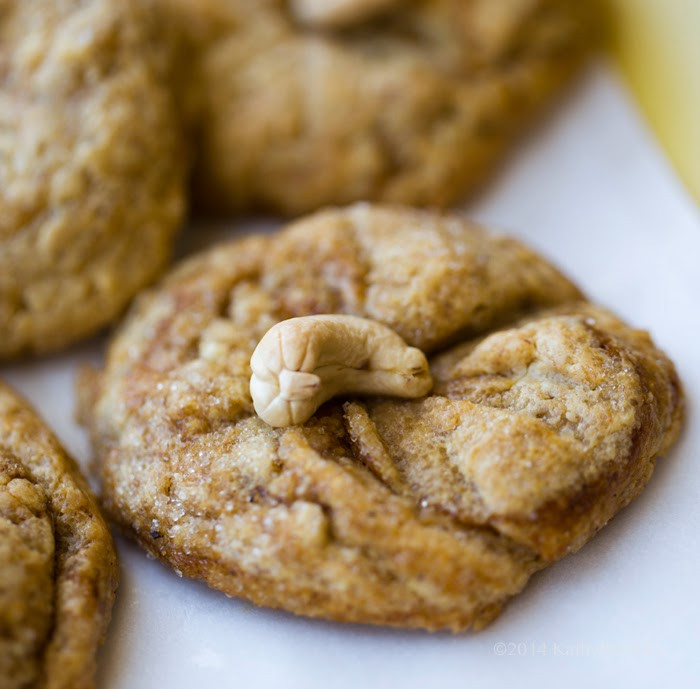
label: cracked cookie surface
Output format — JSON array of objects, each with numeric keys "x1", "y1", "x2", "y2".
[
  {"x1": 80, "y1": 205, "x2": 683, "y2": 631},
  {"x1": 0, "y1": 381, "x2": 118, "y2": 689},
  {"x1": 0, "y1": 0, "x2": 186, "y2": 359},
  {"x1": 164, "y1": 0, "x2": 595, "y2": 215}
]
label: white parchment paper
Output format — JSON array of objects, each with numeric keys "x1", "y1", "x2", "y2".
[{"x1": 3, "y1": 63, "x2": 699, "y2": 689}]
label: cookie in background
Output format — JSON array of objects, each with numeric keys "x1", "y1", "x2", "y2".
[
  {"x1": 164, "y1": 0, "x2": 598, "y2": 215},
  {"x1": 0, "y1": 0, "x2": 187, "y2": 360}
]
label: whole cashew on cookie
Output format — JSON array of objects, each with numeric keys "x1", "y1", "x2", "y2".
[
  {"x1": 250, "y1": 315, "x2": 433, "y2": 427},
  {"x1": 290, "y1": 0, "x2": 398, "y2": 27}
]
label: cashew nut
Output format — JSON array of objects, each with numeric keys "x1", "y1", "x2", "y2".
[
  {"x1": 250, "y1": 315, "x2": 433, "y2": 427},
  {"x1": 289, "y1": 0, "x2": 398, "y2": 28}
]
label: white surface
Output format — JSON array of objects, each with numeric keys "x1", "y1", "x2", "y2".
[{"x1": 3, "y1": 64, "x2": 699, "y2": 689}]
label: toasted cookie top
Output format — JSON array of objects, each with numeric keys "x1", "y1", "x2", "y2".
[
  {"x1": 81, "y1": 205, "x2": 682, "y2": 631},
  {"x1": 0, "y1": 382, "x2": 118, "y2": 689},
  {"x1": 0, "y1": 0, "x2": 186, "y2": 358},
  {"x1": 165, "y1": 0, "x2": 595, "y2": 214}
]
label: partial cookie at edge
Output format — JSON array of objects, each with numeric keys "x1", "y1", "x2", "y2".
[
  {"x1": 0, "y1": 0, "x2": 186, "y2": 359},
  {"x1": 0, "y1": 381, "x2": 118, "y2": 689}
]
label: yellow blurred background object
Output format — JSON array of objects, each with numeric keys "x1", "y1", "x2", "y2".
[{"x1": 606, "y1": 0, "x2": 700, "y2": 202}]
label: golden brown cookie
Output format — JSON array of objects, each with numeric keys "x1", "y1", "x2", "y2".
[
  {"x1": 0, "y1": 381, "x2": 118, "y2": 689},
  {"x1": 0, "y1": 0, "x2": 186, "y2": 359},
  {"x1": 79, "y1": 205, "x2": 682, "y2": 631},
  {"x1": 164, "y1": 0, "x2": 595, "y2": 214}
]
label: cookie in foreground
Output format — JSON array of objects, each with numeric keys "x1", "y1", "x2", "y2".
[
  {"x1": 80, "y1": 204, "x2": 683, "y2": 631},
  {"x1": 0, "y1": 381, "x2": 118, "y2": 689},
  {"x1": 164, "y1": 0, "x2": 596, "y2": 214},
  {"x1": 0, "y1": 0, "x2": 186, "y2": 359}
]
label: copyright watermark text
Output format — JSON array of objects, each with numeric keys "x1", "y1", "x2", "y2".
[{"x1": 492, "y1": 640, "x2": 652, "y2": 658}]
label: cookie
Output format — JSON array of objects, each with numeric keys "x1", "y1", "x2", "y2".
[
  {"x1": 0, "y1": 0, "x2": 186, "y2": 359},
  {"x1": 164, "y1": 0, "x2": 595, "y2": 214},
  {"x1": 79, "y1": 205, "x2": 683, "y2": 631},
  {"x1": 0, "y1": 381, "x2": 118, "y2": 689}
]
